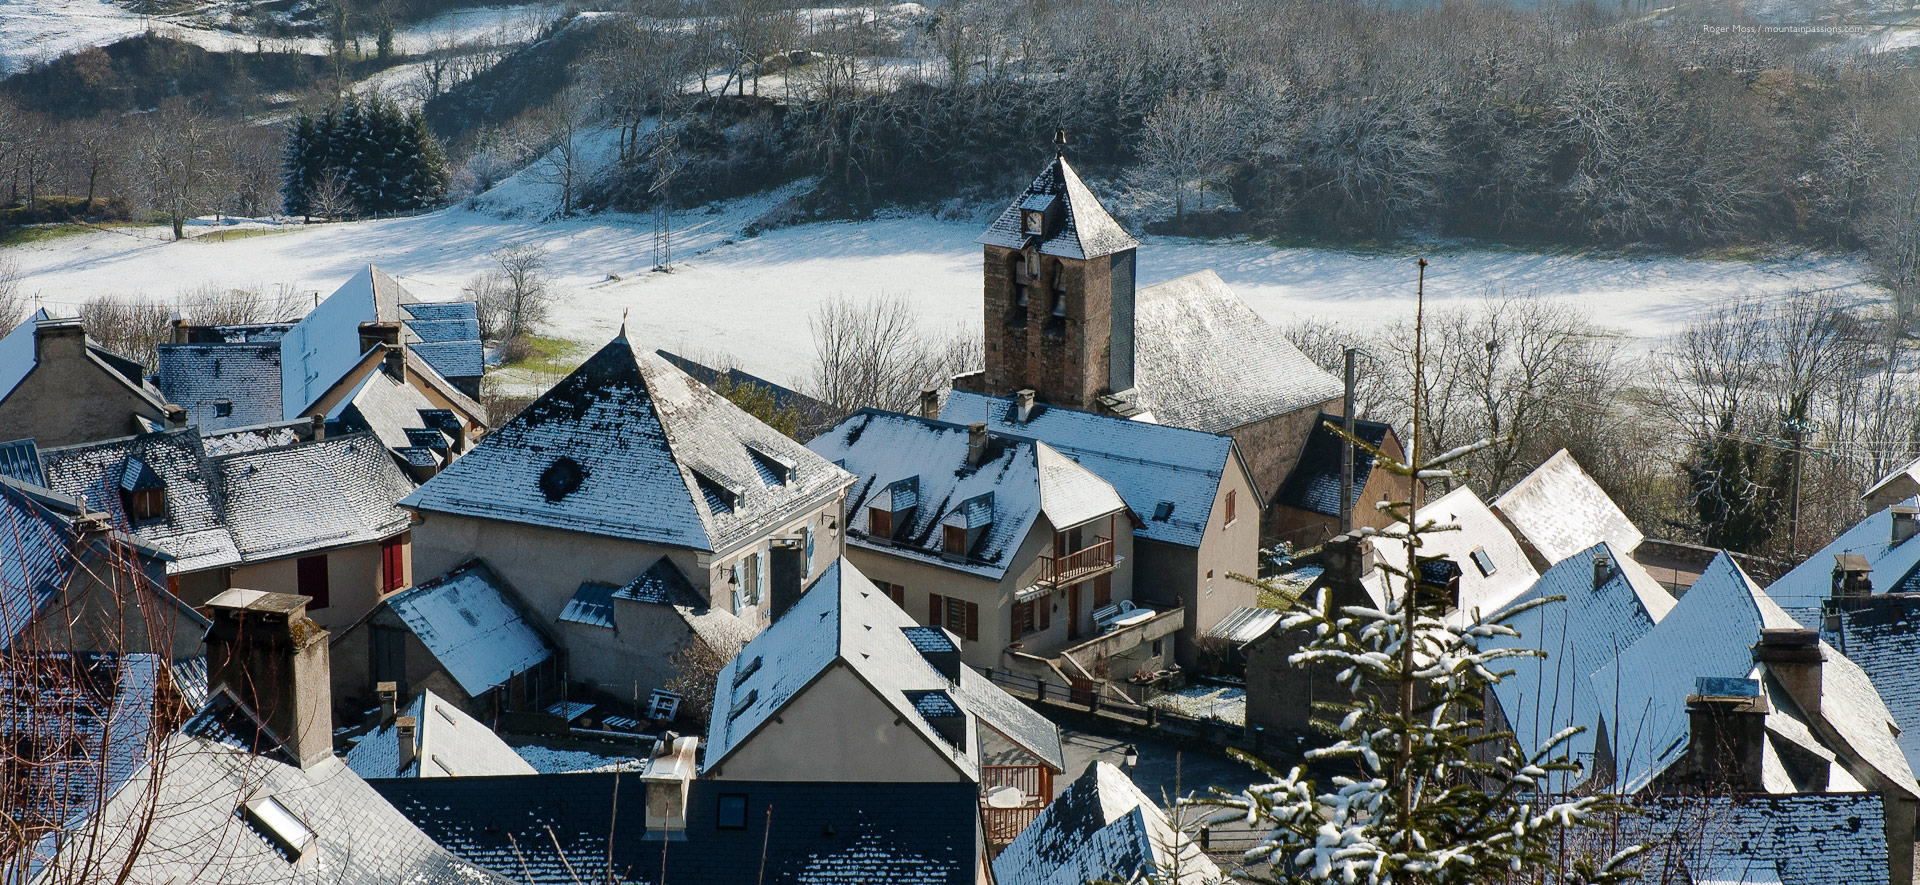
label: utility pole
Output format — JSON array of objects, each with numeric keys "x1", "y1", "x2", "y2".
[{"x1": 1340, "y1": 347, "x2": 1358, "y2": 534}]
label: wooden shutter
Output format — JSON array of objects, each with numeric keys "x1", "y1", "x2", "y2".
[
  {"x1": 944, "y1": 525, "x2": 967, "y2": 554},
  {"x1": 755, "y1": 550, "x2": 768, "y2": 603},
  {"x1": 1013, "y1": 601, "x2": 1033, "y2": 637},
  {"x1": 871, "y1": 508, "x2": 892, "y2": 538},
  {"x1": 890, "y1": 583, "x2": 905, "y2": 608},
  {"x1": 380, "y1": 535, "x2": 406, "y2": 592},
  {"x1": 1039, "y1": 593, "x2": 1050, "y2": 629},
  {"x1": 296, "y1": 555, "x2": 329, "y2": 610},
  {"x1": 928, "y1": 593, "x2": 942, "y2": 626},
  {"x1": 1095, "y1": 573, "x2": 1112, "y2": 609},
  {"x1": 1225, "y1": 490, "x2": 1236, "y2": 526},
  {"x1": 965, "y1": 602, "x2": 979, "y2": 642}
]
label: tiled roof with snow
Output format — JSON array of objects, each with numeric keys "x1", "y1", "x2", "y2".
[
  {"x1": 343, "y1": 689, "x2": 538, "y2": 779},
  {"x1": 0, "y1": 437, "x2": 43, "y2": 486},
  {"x1": 399, "y1": 302, "x2": 483, "y2": 382},
  {"x1": 1767, "y1": 502, "x2": 1920, "y2": 612},
  {"x1": 1480, "y1": 542, "x2": 1672, "y2": 789},
  {"x1": 374, "y1": 774, "x2": 981, "y2": 885},
  {"x1": 40, "y1": 429, "x2": 244, "y2": 573},
  {"x1": 1863, "y1": 455, "x2": 1920, "y2": 510},
  {"x1": 705, "y1": 558, "x2": 1063, "y2": 778},
  {"x1": 1589, "y1": 554, "x2": 1802, "y2": 792},
  {"x1": 385, "y1": 560, "x2": 554, "y2": 697},
  {"x1": 280, "y1": 265, "x2": 406, "y2": 418},
  {"x1": 327, "y1": 367, "x2": 444, "y2": 454},
  {"x1": 1278, "y1": 413, "x2": 1393, "y2": 518},
  {"x1": 199, "y1": 421, "x2": 304, "y2": 456},
  {"x1": 29, "y1": 696, "x2": 513, "y2": 885},
  {"x1": 1132, "y1": 271, "x2": 1344, "y2": 434},
  {"x1": 992, "y1": 761, "x2": 1219, "y2": 885},
  {"x1": 977, "y1": 156, "x2": 1139, "y2": 260},
  {"x1": 940, "y1": 391, "x2": 1235, "y2": 549},
  {"x1": 1801, "y1": 636, "x2": 1919, "y2": 799},
  {"x1": 0, "y1": 477, "x2": 80, "y2": 646},
  {"x1": 1627, "y1": 793, "x2": 1888, "y2": 885},
  {"x1": 1817, "y1": 595, "x2": 1920, "y2": 773},
  {"x1": 607, "y1": 556, "x2": 752, "y2": 651},
  {"x1": 213, "y1": 434, "x2": 414, "y2": 561},
  {"x1": 1365, "y1": 486, "x2": 1540, "y2": 624},
  {"x1": 0, "y1": 310, "x2": 48, "y2": 405},
  {"x1": 155, "y1": 343, "x2": 284, "y2": 432},
  {"x1": 808, "y1": 411, "x2": 1127, "y2": 580},
  {"x1": 1492, "y1": 449, "x2": 1644, "y2": 566},
  {"x1": 955, "y1": 666, "x2": 1065, "y2": 772},
  {"x1": 403, "y1": 336, "x2": 849, "y2": 553}
]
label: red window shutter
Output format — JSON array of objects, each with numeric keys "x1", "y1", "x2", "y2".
[
  {"x1": 1226, "y1": 490, "x2": 1237, "y2": 526},
  {"x1": 381, "y1": 536, "x2": 405, "y2": 592},
  {"x1": 965, "y1": 602, "x2": 979, "y2": 642},
  {"x1": 928, "y1": 593, "x2": 942, "y2": 626},
  {"x1": 892, "y1": 584, "x2": 905, "y2": 607},
  {"x1": 871, "y1": 508, "x2": 892, "y2": 538},
  {"x1": 296, "y1": 555, "x2": 330, "y2": 610}
]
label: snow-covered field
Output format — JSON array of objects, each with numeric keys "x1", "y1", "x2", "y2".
[{"x1": 1, "y1": 189, "x2": 1886, "y2": 392}]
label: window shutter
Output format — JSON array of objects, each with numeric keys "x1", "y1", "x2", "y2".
[
  {"x1": 965, "y1": 602, "x2": 979, "y2": 642},
  {"x1": 928, "y1": 593, "x2": 942, "y2": 626},
  {"x1": 730, "y1": 562, "x2": 744, "y2": 613},
  {"x1": 755, "y1": 550, "x2": 768, "y2": 603},
  {"x1": 803, "y1": 526, "x2": 815, "y2": 577}
]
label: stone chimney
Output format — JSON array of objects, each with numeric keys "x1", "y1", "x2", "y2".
[
  {"x1": 169, "y1": 314, "x2": 189, "y2": 345},
  {"x1": 309, "y1": 415, "x2": 326, "y2": 442},
  {"x1": 1319, "y1": 533, "x2": 1372, "y2": 589},
  {"x1": 967, "y1": 422, "x2": 989, "y2": 467},
  {"x1": 376, "y1": 681, "x2": 398, "y2": 726},
  {"x1": 33, "y1": 319, "x2": 87, "y2": 364},
  {"x1": 203, "y1": 589, "x2": 334, "y2": 769},
  {"x1": 1754, "y1": 627, "x2": 1825, "y2": 716},
  {"x1": 920, "y1": 387, "x2": 941, "y2": 419},
  {"x1": 1686, "y1": 677, "x2": 1769, "y2": 792},
  {"x1": 1592, "y1": 550, "x2": 1613, "y2": 590},
  {"x1": 1894, "y1": 505, "x2": 1919, "y2": 546},
  {"x1": 1014, "y1": 389, "x2": 1037, "y2": 423},
  {"x1": 1832, "y1": 554, "x2": 1872, "y2": 600},
  {"x1": 642, "y1": 735, "x2": 699, "y2": 837},
  {"x1": 164, "y1": 404, "x2": 188, "y2": 429},
  {"x1": 382, "y1": 342, "x2": 407, "y2": 383},
  {"x1": 396, "y1": 716, "x2": 418, "y2": 771}
]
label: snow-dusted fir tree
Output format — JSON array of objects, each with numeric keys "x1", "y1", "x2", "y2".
[{"x1": 1192, "y1": 260, "x2": 1642, "y2": 885}]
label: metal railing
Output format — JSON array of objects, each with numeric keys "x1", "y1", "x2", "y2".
[{"x1": 1038, "y1": 537, "x2": 1115, "y2": 587}]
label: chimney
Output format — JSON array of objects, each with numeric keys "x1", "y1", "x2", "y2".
[
  {"x1": 1894, "y1": 505, "x2": 1919, "y2": 546},
  {"x1": 1832, "y1": 553, "x2": 1872, "y2": 599},
  {"x1": 383, "y1": 343, "x2": 407, "y2": 383},
  {"x1": 396, "y1": 716, "x2": 418, "y2": 771},
  {"x1": 1014, "y1": 389, "x2": 1036, "y2": 423},
  {"x1": 376, "y1": 681, "x2": 398, "y2": 726},
  {"x1": 1754, "y1": 627, "x2": 1825, "y2": 716},
  {"x1": 920, "y1": 387, "x2": 941, "y2": 419},
  {"x1": 1686, "y1": 676, "x2": 1768, "y2": 792},
  {"x1": 164, "y1": 404, "x2": 188, "y2": 429},
  {"x1": 309, "y1": 414, "x2": 326, "y2": 441},
  {"x1": 203, "y1": 589, "x2": 334, "y2": 769},
  {"x1": 169, "y1": 314, "x2": 189, "y2": 345},
  {"x1": 1319, "y1": 533, "x2": 1372, "y2": 589},
  {"x1": 641, "y1": 735, "x2": 699, "y2": 837},
  {"x1": 1592, "y1": 551, "x2": 1613, "y2": 590},
  {"x1": 33, "y1": 320, "x2": 87, "y2": 364},
  {"x1": 967, "y1": 423, "x2": 989, "y2": 466}
]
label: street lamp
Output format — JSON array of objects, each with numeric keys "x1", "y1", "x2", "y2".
[{"x1": 1122, "y1": 744, "x2": 1139, "y2": 773}]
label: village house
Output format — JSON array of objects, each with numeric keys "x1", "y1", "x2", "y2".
[
  {"x1": 156, "y1": 265, "x2": 487, "y2": 475},
  {"x1": 0, "y1": 310, "x2": 183, "y2": 448},
  {"x1": 992, "y1": 761, "x2": 1221, "y2": 885},
  {"x1": 38, "y1": 426, "x2": 418, "y2": 634},
  {"x1": 343, "y1": 685, "x2": 538, "y2": 779},
  {"x1": 705, "y1": 557, "x2": 1065, "y2": 847},
  {"x1": 1268, "y1": 413, "x2": 1405, "y2": 547},
  {"x1": 952, "y1": 153, "x2": 1404, "y2": 543},
  {"x1": 399, "y1": 331, "x2": 854, "y2": 713},
  {"x1": 938, "y1": 389, "x2": 1260, "y2": 673},
  {"x1": 807, "y1": 408, "x2": 1185, "y2": 688}
]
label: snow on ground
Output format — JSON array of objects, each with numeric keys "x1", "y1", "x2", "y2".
[
  {"x1": 1, "y1": 191, "x2": 1886, "y2": 393},
  {"x1": 510, "y1": 741, "x2": 644, "y2": 773},
  {"x1": 1150, "y1": 684, "x2": 1246, "y2": 727}
]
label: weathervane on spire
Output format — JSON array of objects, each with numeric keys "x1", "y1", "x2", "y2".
[
  {"x1": 619, "y1": 307, "x2": 629, "y2": 339},
  {"x1": 1053, "y1": 129, "x2": 1068, "y2": 159}
]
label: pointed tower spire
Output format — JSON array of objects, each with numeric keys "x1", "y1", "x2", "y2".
[{"x1": 617, "y1": 308, "x2": 629, "y2": 342}]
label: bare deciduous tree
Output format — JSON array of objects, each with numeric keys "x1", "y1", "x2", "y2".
[
  {"x1": 473, "y1": 244, "x2": 553, "y2": 343},
  {"x1": 806, "y1": 294, "x2": 979, "y2": 420},
  {"x1": 1128, "y1": 89, "x2": 1236, "y2": 221}
]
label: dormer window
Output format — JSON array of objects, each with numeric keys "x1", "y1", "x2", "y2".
[
  {"x1": 118, "y1": 457, "x2": 166, "y2": 521},
  {"x1": 944, "y1": 524, "x2": 967, "y2": 555},
  {"x1": 941, "y1": 492, "x2": 993, "y2": 560},
  {"x1": 869, "y1": 506, "x2": 894, "y2": 539}
]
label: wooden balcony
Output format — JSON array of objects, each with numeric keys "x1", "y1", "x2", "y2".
[
  {"x1": 1038, "y1": 537, "x2": 1114, "y2": 588},
  {"x1": 981, "y1": 764, "x2": 1054, "y2": 848}
]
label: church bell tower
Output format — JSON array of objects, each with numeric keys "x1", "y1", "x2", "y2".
[{"x1": 973, "y1": 140, "x2": 1140, "y2": 412}]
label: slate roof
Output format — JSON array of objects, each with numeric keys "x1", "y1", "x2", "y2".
[
  {"x1": 584, "y1": 555, "x2": 752, "y2": 651},
  {"x1": 1818, "y1": 595, "x2": 1920, "y2": 773},
  {"x1": 23, "y1": 692, "x2": 513, "y2": 885},
  {"x1": 940, "y1": 390, "x2": 1241, "y2": 550},
  {"x1": 279, "y1": 266, "x2": 484, "y2": 418},
  {"x1": 993, "y1": 761, "x2": 1219, "y2": 885},
  {"x1": 403, "y1": 334, "x2": 851, "y2": 554},
  {"x1": 200, "y1": 422, "x2": 304, "y2": 457},
  {"x1": 399, "y1": 301, "x2": 483, "y2": 382},
  {"x1": 808, "y1": 410, "x2": 1128, "y2": 580},
  {"x1": 1131, "y1": 271, "x2": 1344, "y2": 434},
  {"x1": 1626, "y1": 793, "x2": 1889, "y2": 885},
  {"x1": 155, "y1": 342, "x2": 284, "y2": 432},
  {"x1": 658, "y1": 349, "x2": 830, "y2": 419},
  {"x1": 1278, "y1": 413, "x2": 1393, "y2": 518},
  {"x1": 374, "y1": 773, "x2": 982, "y2": 885},
  {"x1": 1364, "y1": 485, "x2": 1540, "y2": 623},
  {"x1": 0, "y1": 477, "x2": 77, "y2": 646},
  {"x1": 1590, "y1": 554, "x2": 1803, "y2": 792},
  {"x1": 0, "y1": 653, "x2": 163, "y2": 856},
  {"x1": 0, "y1": 437, "x2": 44, "y2": 485},
  {"x1": 1768, "y1": 501, "x2": 1920, "y2": 612},
  {"x1": 1492, "y1": 449, "x2": 1644, "y2": 566},
  {"x1": 326, "y1": 364, "x2": 446, "y2": 454},
  {"x1": 705, "y1": 558, "x2": 1063, "y2": 778},
  {"x1": 0, "y1": 312, "x2": 172, "y2": 418},
  {"x1": 213, "y1": 434, "x2": 415, "y2": 562},
  {"x1": 343, "y1": 689, "x2": 538, "y2": 779},
  {"x1": 40, "y1": 429, "x2": 243, "y2": 573},
  {"x1": 386, "y1": 560, "x2": 555, "y2": 697},
  {"x1": 1480, "y1": 542, "x2": 1674, "y2": 790},
  {"x1": 978, "y1": 156, "x2": 1139, "y2": 260},
  {"x1": 1862, "y1": 455, "x2": 1920, "y2": 511}
]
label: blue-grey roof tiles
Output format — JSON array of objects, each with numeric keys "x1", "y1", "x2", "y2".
[
  {"x1": 1278, "y1": 413, "x2": 1392, "y2": 518},
  {"x1": 978, "y1": 156, "x2": 1139, "y2": 260},
  {"x1": 155, "y1": 343, "x2": 284, "y2": 432}
]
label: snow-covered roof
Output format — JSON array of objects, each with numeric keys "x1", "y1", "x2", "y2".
[
  {"x1": 1480, "y1": 542, "x2": 1674, "y2": 789},
  {"x1": 327, "y1": 363, "x2": 444, "y2": 454},
  {"x1": 1815, "y1": 595, "x2": 1920, "y2": 774},
  {"x1": 977, "y1": 156, "x2": 1139, "y2": 260},
  {"x1": 1492, "y1": 449, "x2": 1644, "y2": 566},
  {"x1": 27, "y1": 692, "x2": 513, "y2": 885},
  {"x1": 1794, "y1": 636, "x2": 1920, "y2": 800},
  {"x1": 1590, "y1": 554, "x2": 1802, "y2": 792},
  {"x1": 385, "y1": 560, "x2": 554, "y2": 697},
  {"x1": 808, "y1": 411, "x2": 1127, "y2": 580},
  {"x1": 992, "y1": 761, "x2": 1219, "y2": 885},
  {"x1": 1205, "y1": 606, "x2": 1284, "y2": 646},
  {"x1": 940, "y1": 390, "x2": 1239, "y2": 549},
  {"x1": 156, "y1": 343, "x2": 284, "y2": 432},
  {"x1": 704, "y1": 558, "x2": 1063, "y2": 778},
  {"x1": 403, "y1": 334, "x2": 850, "y2": 553},
  {"x1": 1278, "y1": 413, "x2": 1395, "y2": 518},
  {"x1": 0, "y1": 477, "x2": 80, "y2": 646},
  {"x1": 343, "y1": 689, "x2": 537, "y2": 779},
  {"x1": 213, "y1": 434, "x2": 414, "y2": 562},
  {"x1": 0, "y1": 437, "x2": 43, "y2": 486},
  {"x1": 278, "y1": 265, "x2": 484, "y2": 418},
  {"x1": 0, "y1": 309, "x2": 47, "y2": 405},
  {"x1": 1131, "y1": 271, "x2": 1344, "y2": 434},
  {"x1": 1862, "y1": 456, "x2": 1920, "y2": 511},
  {"x1": 40, "y1": 429, "x2": 244, "y2": 573},
  {"x1": 1767, "y1": 501, "x2": 1920, "y2": 612},
  {"x1": 1365, "y1": 485, "x2": 1540, "y2": 624},
  {"x1": 1627, "y1": 793, "x2": 1888, "y2": 885}
]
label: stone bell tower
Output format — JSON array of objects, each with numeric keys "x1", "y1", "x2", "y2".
[{"x1": 972, "y1": 138, "x2": 1140, "y2": 412}]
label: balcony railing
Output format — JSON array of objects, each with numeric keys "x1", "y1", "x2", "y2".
[
  {"x1": 981, "y1": 764, "x2": 1053, "y2": 847},
  {"x1": 1038, "y1": 537, "x2": 1114, "y2": 588}
]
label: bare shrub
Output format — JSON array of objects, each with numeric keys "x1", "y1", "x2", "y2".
[
  {"x1": 806, "y1": 294, "x2": 980, "y2": 421},
  {"x1": 80, "y1": 295, "x2": 173, "y2": 371},
  {"x1": 472, "y1": 244, "x2": 552, "y2": 342}
]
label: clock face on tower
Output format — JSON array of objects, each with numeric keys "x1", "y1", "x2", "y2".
[{"x1": 1022, "y1": 209, "x2": 1045, "y2": 236}]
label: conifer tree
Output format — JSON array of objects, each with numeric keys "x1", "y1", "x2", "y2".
[{"x1": 281, "y1": 95, "x2": 448, "y2": 218}]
